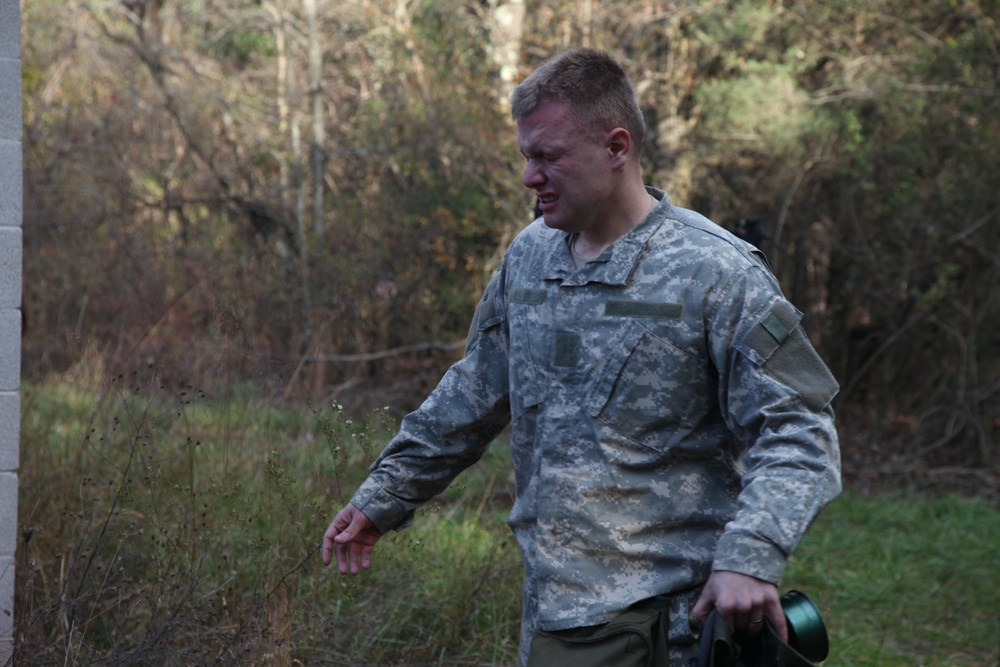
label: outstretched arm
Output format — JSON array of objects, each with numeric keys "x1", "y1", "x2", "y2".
[{"x1": 322, "y1": 503, "x2": 383, "y2": 575}]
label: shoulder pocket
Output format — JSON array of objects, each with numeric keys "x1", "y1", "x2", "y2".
[
  {"x1": 738, "y1": 302, "x2": 839, "y2": 412},
  {"x1": 465, "y1": 273, "x2": 505, "y2": 352}
]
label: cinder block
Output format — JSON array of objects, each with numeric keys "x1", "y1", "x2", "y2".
[
  {"x1": 0, "y1": 1, "x2": 20, "y2": 656},
  {"x1": 0, "y1": 59, "x2": 21, "y2": 142},
  {"x1": 0, "y1": 553, "x2": 13, "y2": 656},
  {"x1": 0, "y1": 553, "x2": 14, "y2": 636},
  {"x1": 0, "y1": 473, "x2": 16, "y2": 557},
  {"x1": 0, "y1": 0, "x2": 19, "y2": 60},
  {"x1": 0, "y1": 141, "x2": 22, "y2": 228},
  {"x1": 0, "y1": 392, "x2": 17, "y2": 471},
  {"x1": 0, "y1": 311, "x2": 18, "y2": 391},
  {"x1": 0, "y1": 229, "x2": 21, "y2": 310}
]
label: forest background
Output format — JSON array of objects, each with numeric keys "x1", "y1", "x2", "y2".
[
  {"x1": 21, "y1": 0, "x2": 1000, "y2": 495},
  {"x1": 12, "y1": 0, "x2": 1000, "y2": 664}
]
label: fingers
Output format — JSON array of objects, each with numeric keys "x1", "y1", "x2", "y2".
[
  {"x1": 739, "y1": 595, "x2": 787, "y2": 639},
  {"x1": 321, "y1": 507, "x2": 352, "y2": 566},
  {"x1": 742, "y1": 606, "x2": 765, "y2": 637},
  {"x1": 321, "y1": 504, "x2": 380, "y2": 575},
  {"x1": 333, "y1": 535, "x2": 371, "y2": 574},
  {"x1": 691, "y1": 587, "x2": 715, "y2": 624},
  {"x1": 724, "y1": 590, "x2": 771, "y2": 636},
  {"x1": 763, "y1": 595, "x2": 788, "y2": 643},
  {"x1": 336, "y1": 538, "x2": 374, "y2": 574},
  {"x1": 696, "y1": 570, "x2": 784, "y2": 638}
]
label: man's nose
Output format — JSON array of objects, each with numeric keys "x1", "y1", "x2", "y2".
[{"x1": 522, "y1": 160, "x2": 545, "y2": 189}]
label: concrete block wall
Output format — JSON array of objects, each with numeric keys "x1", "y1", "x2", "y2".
[{"x1": 0, "y1": 0, "x2": 21, "y2": 661}]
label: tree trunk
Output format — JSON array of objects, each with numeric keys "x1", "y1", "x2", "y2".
[
  {"x1": 489, "y1": 0, "x2": 526, "y2": 110},
  {"x1": 304, "y1": 0, "x2": 326, "y2": 238},
  {"x1": 268, "y1": 0, "x2": 312, "y2": 335}
]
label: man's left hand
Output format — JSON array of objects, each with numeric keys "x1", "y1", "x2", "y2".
[{"x1": 692, "y1": 570, "x2": 788, "y2": 642}]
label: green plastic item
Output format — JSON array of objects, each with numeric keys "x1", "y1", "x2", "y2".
[{"x1": 780, "y1": 590, "x2": 830, "y2": 663}]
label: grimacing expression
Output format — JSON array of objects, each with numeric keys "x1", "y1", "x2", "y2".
[{"x1": 517, "y1": 101, "x2": 620, "y2": 235}]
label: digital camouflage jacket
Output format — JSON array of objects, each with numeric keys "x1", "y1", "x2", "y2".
[{"x1": 349, "y1": 189, "x2": 841, "y2": 664}]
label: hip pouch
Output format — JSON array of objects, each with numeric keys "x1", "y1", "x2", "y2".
[{"x1": 527, "y1": 605, "x2": 669, "y2": 667}]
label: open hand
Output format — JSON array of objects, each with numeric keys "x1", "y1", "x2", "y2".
[{"x1": 322, "y1": 503, "x2": 383, "y2": 575}]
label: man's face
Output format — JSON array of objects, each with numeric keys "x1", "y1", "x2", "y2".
[{"x1": 517, "y1": 101, "x2": 616, "y2": 234}]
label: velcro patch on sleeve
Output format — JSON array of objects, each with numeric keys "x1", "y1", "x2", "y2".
[
  {"x1": 744, "y1": 302, "x2": 839, "y2": 411},
  {"x1": 745, "y1": 301, "x2": 801, "y2": 361}
]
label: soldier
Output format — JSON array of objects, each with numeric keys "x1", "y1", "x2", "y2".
[{"x1": 322, "y1": 48, "x2": 841, "y2": 667}]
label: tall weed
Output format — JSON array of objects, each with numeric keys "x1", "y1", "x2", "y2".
[
  {"x1": 15, "y1": 369, "x2": 999, "y2": 666},
  {"x1": 15, "y1": 367, "x2": 521, "y2": 666}
]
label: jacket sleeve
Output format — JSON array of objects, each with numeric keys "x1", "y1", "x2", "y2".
[
  {"x1": 350, "y1": 272, "x2": 511, "y2": 534},
  {"x1": 707, "y1": 265, "x2": 842, "y2": 583}
]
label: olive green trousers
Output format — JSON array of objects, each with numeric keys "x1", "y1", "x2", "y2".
[{"x1": 526, "y1": 602, "x2": 671, "y2": 667}]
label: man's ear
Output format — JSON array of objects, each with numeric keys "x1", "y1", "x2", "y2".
[{"x1": 606, "y1": 127, "x2": 632, "y2": 168}]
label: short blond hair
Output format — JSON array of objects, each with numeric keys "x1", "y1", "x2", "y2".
[{"x1": 511, "y1": 48, "x2": 645, "y2": 154}]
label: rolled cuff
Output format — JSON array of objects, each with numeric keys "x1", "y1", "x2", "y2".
[
  {"x1": 350, "y1": 476, "x2": 416, "y2": 534},
  {"x1": 711, "y1": 532, "x2": 788, "y2": 584}
]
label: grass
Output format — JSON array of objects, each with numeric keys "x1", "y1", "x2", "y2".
[
  {"x1": 784, "y1": 493, "x2": 1000, "y2": 666},
  {"x1": 14, "y1": 369, "x2": 1000, "y2": 666},
  {"x1": 15, "y1": 369, "x2": 521, "y2": 666}
]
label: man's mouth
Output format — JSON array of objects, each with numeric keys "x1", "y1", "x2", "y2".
[{"x1": 538, "y1": 194, "x2": 557, "y2": 209}]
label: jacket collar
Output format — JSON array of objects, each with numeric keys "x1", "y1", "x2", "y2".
[{"x1": 542, "y1": 187, "x2": 671, "y2": 287}]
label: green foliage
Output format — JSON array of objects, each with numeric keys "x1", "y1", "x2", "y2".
[
  {"x1": 16, "y1": 5, "x2": 999, "y2": 663},
  {"x1": 17, "y1": 378, "x2": 1000, "y2": 665},
  {"x1": 675, "y1": 0, "x2": 1000, "y2": 473},
  {"x1": 785, "y1": 492, "x2": 1000, "y2": 666},
  {"x1": 17, "y1": 0, "x2": 1000, "y2": 486},
  {"x1": 16, "y1": 374, "x2": 521, "y2": 665},
  {"x1": 816, "y1": 0, "x2": 1000, "y2": 447},
  {"x1": 690, "y1": 0, "x2": 834, "y2": 150},
  {"x1": 210, "y1": 30, "x2": 277, "y2": 70},
  {"x1": 17, "y1": 371, "x2": 324, "y2": 664},
  {"x1": 695, "y1": 60, "x2": 835, "y2": 157}
]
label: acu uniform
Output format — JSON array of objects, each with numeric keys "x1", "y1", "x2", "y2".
[{"x1": 349, "y1": 189, "x2": 841, "y2": 666}]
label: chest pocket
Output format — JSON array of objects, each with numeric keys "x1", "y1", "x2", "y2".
[
  {"x1": 507, "y1": 288, "x2": 552, "y2": 420},
  {"x1": 585, "y1": 312, "x2": 709, "y2": 453}
]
